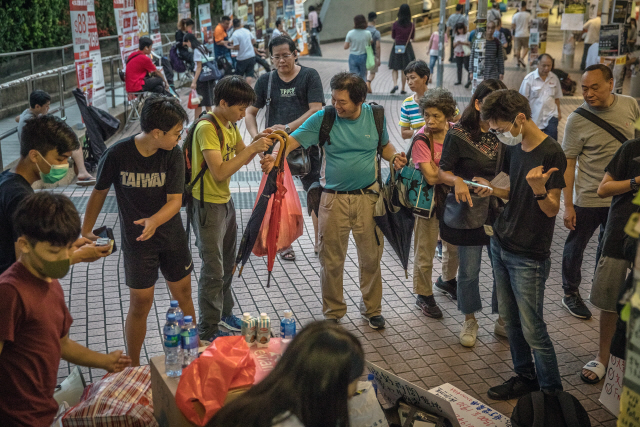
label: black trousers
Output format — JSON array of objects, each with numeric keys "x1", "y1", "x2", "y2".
[
  {"x1": 455, "y1": 56, "x2": 470, "y2": 83},
  {"x1": 142, "y1": 76, "x2": 171, "y2": 96},
  {"x1": 561, "y1": 205, "x2": 609, "y2": 294}
]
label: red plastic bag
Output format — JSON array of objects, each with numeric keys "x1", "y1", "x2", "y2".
[
  {"x1": 62, "y1": 366, "x2": 157, "y2": 427},
  {"x1": 187, "y1": 89, "x2": 201, "y2": 109},
  {"x1": 175, "y1": 336, "x2": 256, "y2": 426},
  {"x1": 252, "y1": 160, "x2": 304, "y2": 256}
]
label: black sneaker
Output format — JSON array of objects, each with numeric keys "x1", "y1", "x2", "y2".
[
  {"x1": 390, "y1": 85, "x2": 399, "y2": 94},
  {"x1": 562, "y1": 293, "x2": 592, "y2": 319},
  {"x1": 434, "y1": 276, "x2": 458, "y2": 300},
  {"x1": 363, "y1": 314, "x2": 386, "y2": 329},
  {"x1": 487, "y1": 375, "x2": 540, "y2": 401},
  {"x1": 416, "y1": 295, "x2": 443, "y2": 319}
]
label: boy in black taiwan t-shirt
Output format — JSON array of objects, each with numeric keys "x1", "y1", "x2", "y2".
[
  {"x1": 82, "y1": 95, "x2": 196, "y2": 366},
  {"x1": 474, "y1": 90, "x2": 567, "y2": 401}
]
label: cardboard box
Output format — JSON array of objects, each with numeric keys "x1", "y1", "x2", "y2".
[{"x1": 151, "y1": 339, "x2": 286, "y2": 427}]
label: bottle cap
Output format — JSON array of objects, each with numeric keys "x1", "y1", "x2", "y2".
[
  {"x1": 260, "y1": 313, "x2": 268, "y2": 319},
  {"x1": 170, "y1": 300, "x2": 179, "y2": 308},
  {"x1": 243, "y1": 313, "x2": 252, "y2": 320},
  {"x1": 184, "y1": 315, "x2": 193, "y2": 323},
  {"x1": 167, "y1": 313, "x2": 176, "y2": 321},
  {"x1": 284, "y1": 310, "x2": 292, "y2": 318}
]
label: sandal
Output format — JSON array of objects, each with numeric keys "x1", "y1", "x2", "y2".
[
  {"x1": 279, "y1": 247, "x2": 296, "y2": 261},
  {"x1": 580, "y1": 360, "x2": 606, "y2": 384}
]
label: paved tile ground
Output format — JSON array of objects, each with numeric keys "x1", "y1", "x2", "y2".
[{"x1": 50, "y1": 32, "x2": 620, "y2": 427}]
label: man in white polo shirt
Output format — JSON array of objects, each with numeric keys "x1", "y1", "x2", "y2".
[{"x1": 519, "y1": 53, "x2": 563, "y2": 140}]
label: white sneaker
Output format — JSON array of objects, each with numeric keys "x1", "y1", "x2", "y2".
[
  {"x1": 494, "y1": 317, "x2": 507, "y2": 337},
  {"x1": 459, "y1": 319, "x2": 479, "y2": 347}
]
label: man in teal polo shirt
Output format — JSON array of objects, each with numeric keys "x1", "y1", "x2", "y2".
[{"x1": 262, "y1": 72, "x2": 407, "y2": 329}]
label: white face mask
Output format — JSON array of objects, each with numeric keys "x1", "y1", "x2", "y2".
[{"x1": 495, "y1": 117, "x2": 523, "y2": 146}]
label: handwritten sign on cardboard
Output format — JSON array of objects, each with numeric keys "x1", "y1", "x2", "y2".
[
  {"x1": 599, "y1": 354, "x2": 625, "y2": 416},
  {"x1": 429, "y1": 383, "x2": 511, "y2": 427}
]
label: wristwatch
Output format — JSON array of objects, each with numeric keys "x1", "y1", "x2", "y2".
[
  {"x1": 631, "y1": 178, "x2": 639, "y2": 192},
  {"x1": 284, "y1": 124, "x2": 291, "y2": 134},
  {"x1": 534, "y1": 192, "x2": 548, "y2": 200}
]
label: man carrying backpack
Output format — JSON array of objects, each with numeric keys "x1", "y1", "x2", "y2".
[{"x1": 261, "y1": 72, "x2": 407, "y2": 329}]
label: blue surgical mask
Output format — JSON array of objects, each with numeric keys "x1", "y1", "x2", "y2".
[{"x1": 37, "y1": 152, "x2": 69, "y2": 184}]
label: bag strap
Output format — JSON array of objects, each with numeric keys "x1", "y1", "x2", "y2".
[
  {"x1": 557, "y1": 392, "x2": 581, "y2": 427},
  {"x1": 574, "y1": 107, "x2": 628, "y2": 143},
  {"x1": 265, "y1": 70, "x2": 275, "y2": 127},
  {"x1": 531, "y1": 391, "x2": 546, "y2": 427},
  {"x1": 405, "y1": 23, "x2": 414, "y2": 47},
  {"x1": 319, "y1": 105, "x2": 337, "y2": 147},
  {"x1": 371, "y1": 103, "x2": 385, "y2": 186}
]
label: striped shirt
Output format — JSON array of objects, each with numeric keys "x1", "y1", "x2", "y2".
[
  {"x1": 399, "y1": 96, "x2": 425, "y2": 129},
  {"x1": 470, "y1": 37, "x2": 504, "y2": 80}
]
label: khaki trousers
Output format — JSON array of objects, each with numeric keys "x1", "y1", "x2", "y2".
[
  {"x1": 318, "y1": 188, "x2": 383, "y2": 319},
  {"x1": 413, "y1": 215, "x2": 459, "y2": 296}
]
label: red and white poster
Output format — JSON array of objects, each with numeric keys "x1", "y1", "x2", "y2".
[
  {"x1": 148, "y1": 0, "x2": 162, "y2": 55},
  {"x1": 113, "y1": 0, "x2": 140, "y2": 68},
  {"x1": 70, "y1": 0, "x2": 107, "y2": 110}
]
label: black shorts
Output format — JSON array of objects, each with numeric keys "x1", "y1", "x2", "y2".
[
  {"x1": 123, "y1": 238, "x2": 193, "y2": 289},
  {"x1": 196, "y1": 79, "x2": 215, "y2": 107},
  {"x1": 235, "y1": 57, "x2": 256, "y2": 78}
]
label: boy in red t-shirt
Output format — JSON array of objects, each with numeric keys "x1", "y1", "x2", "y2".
[
  {"x1": 125, "y1": 37, "x2": 170, "y2": 95},
  {"x1": 0, "y1": 192, "x2": 131, "y2": 427}
]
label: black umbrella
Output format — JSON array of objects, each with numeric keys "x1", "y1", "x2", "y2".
[
  {"x1": 374, "y1": 169, "x2": 415, "y2": 279},
  {"x1": 233, "y1": 167, "x2": 278, "y2": 277}
]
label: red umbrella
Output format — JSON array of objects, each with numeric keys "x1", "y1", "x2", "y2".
[{"x1": 266, "y1": 171, "x2": 287, "y2": 287}]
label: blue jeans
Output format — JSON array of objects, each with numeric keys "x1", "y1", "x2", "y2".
[
  {"x1": 541, "y1": 116, "x2": 559, "y2": 141},
  {"x1": 429, "y1": 55, "x2": 438, "y2": 74},
  {"x1": 457, "y1": 245, "x2": 498, "y2": 315},
  {"x1": 491, "y1": 239, "x2": 563, "y2": 392},
  {"x1": 349, "y1": 53, "x2": 367, "y2": 80}
]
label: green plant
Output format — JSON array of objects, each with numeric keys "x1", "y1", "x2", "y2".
[
  {"x1": 0, "y1": 0, "x2": 70, "y2": 53},
  {"x1": 95, "y1": 0, "x2": 116, "y2": 37}
]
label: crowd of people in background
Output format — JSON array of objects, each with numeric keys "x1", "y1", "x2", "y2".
[{"x1": 3, "y1": 3, "x2": 640, "y2": 426}]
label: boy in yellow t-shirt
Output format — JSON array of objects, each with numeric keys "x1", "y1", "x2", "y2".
[{"x1": 189, "y1": 76, "x2": 273, "y2": 341}]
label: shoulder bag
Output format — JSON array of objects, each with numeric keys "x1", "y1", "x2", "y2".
[
  {"x1": 573, "y1": 107, "x2": 628, "y2": 143},
  {"x1": 264, "y1": 70, "x2": 311, "y2": 177},
  {"x1": 197, "y1": 46, "x2": 223, "y2": 82},
  {"x1": 394, "y1": 24, "x2": 414, "y2": 54},
  {"x1": 391, "y1": 131, "x2": 436, "y2": 218}
]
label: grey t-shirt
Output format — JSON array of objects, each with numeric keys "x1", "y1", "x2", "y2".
[
  {"x1": 345, "y1": 29, "x2": 372, "y2": 55},
  {"x1": 562, "y1": 94, "x2": 640, "y2": 207},
  {"x1": 17, "y1": 109, "x2": 35, "y2": 142}
]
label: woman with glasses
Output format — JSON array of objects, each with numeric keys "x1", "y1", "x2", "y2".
[
  {"x1": 437, "y1": 79, "x2": 507, "y2": 348},
  {"x1": 344, "y1": 15, "x2": 372, "y2": 80}
]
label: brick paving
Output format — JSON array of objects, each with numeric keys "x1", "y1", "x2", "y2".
[{"x1": 53, "y1": 41, "x2": 617, "y2": 426}]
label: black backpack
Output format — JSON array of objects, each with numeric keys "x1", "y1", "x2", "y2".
[
  {"x1": 501, "y1": 28, "x2": 513, "y2": 55},
  {"x1": 511, "y1": 391, "x2": 591, "y2": 427},
  {"x1": 318, "y1": 103, "x2": 385, "y2": 150},
  {"x1": 317, "y1": 16, "x2": 323, "y2": 32},
  {"x1": 181, "y1": 114, "x2": 236, "y2": 232}
]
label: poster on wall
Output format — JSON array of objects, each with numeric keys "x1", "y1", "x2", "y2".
[
  {"x1": 148, "y1": 0, "x2": 162, "y2": 55},
  {"x1": 198, "y1": 3, "x2": 213, "y2": 44},
  {"x1": 113, "y1": 0, "x2": 140, "y2": 67},
  {"x1": 178, "y1": 0, "x2": 191, "y2": 20},
  {"x1": 254, "y1": 1, "x2": 265, "y2": 38},
  {"x1": 135, "y1": 0, "x2": 149, "y2": 36},
  {"x1": 294, "y1": 0, "x2": 308, "y2": 55},
  {"x1": 222, "y1": 0, "x2": 234, "y2": 17},
  {"x1": 561, "y1": 0, "x2": 587, "y2": 31},
  {"x1": 599, "y1": 24, "x2": 623, "y2": 56},
  {"x1": 70, "y1": 0, "x2": 107, "y2": 110},
  {"x1": 612, "y1": 0, "x2": 631, "y2": 24}
]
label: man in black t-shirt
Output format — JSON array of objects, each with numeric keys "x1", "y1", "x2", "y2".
[
  {"x1": 0, "y1": 115, "x2": 111, "y2": 275},
  {"x1": 82, "y1": 95, "x2": 195, "y2": 367},
  {"x1": 474, "y1": 90, "x2": 566, "y2": 400},
  {"x1": 246, "y1": 35, "x2": 324, "y2": 261}
]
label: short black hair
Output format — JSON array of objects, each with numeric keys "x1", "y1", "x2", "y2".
[
  {"x1": 481, "y1": 89, "x2": 532, "y2": 122},
  {"x1": 404, "y1": 60, "x2": 430, "y2": 79},
  {"x1": 139, "y1": 36, "x2": 153, "y2": 50},
  {"x1": 221, "y1": 16, "x2": 231, "y2": 22},
  {"x1": 455, "y1": 22, "x2": 467, "y2": 33},
  {"x1": 20, "y1": 115, "x2": 79, "y2": 157},
  {"x1": 584, "y1": 63, "x2": 613, "y2": 81},
  {"x1": 456, "y1": 4, "x2": 464, "y2": 11},
  {"x1": 309, "y1": 5, "x2": 316, "y2": 11},
  {"x1": 275, "y1": 18, "x2": 282, "y2": 27},
  {"x1": 330, "y1": 72, "x2": 367, "y2": 105},
  {"x1": 368, "y1": 11, "x2": 377, "y2": 21},
  {"x1": 214, "y1": 75, "x2": 257, "y2": 107},
  {"x1": 233, "y1": 18, "x2": 241, "y2": 28},
  {"x1": 14, "y1": 192, "x2": 81, "y2": 247},
  {"x1": 269, "y1": 35, "x2": 297, "y2": 55},
  {"x1": 418, "y1": 88, "x2": 457, "y2": 120},
  {"x1": 521, "y1": 1, "x2": 527, "y2": 7},
  {"x1": 140, "y1": 95, "x2": 189, "y2": 133},
  {"x1": 29, "y1": 90, "x2": 51, "y2": 109}
]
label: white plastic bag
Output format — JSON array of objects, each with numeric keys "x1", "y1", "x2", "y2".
[{"x1": 349, "y1": 381, "x2": 389, "y2": 427}]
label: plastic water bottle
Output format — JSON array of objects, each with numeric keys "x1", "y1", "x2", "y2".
[
  {"x1": 163, "y1": 313, "x2": 182, "y2": 377},
  {"x1": 167, "y1": 300, "x2": 184, "y2": 326},
  {"x1": 181, "y1": 315, "x2": 199, "y2": 368},
  {"x1": 280, "y1": 310, "x2": 296, "y2": 340}
]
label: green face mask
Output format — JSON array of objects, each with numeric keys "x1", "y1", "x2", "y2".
[
  {"x1": 37, "y1": 152, "x2": 69, "y2": 184},
  {"x1": 31, "y1": 247, "x2": 70, "y2": 279}
]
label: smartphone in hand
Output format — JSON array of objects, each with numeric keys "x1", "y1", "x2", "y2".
[
  {"x1": 463, "y1": 180, "x2": 493, "y2": 191},
  {"x1": 93, "y1": 226, "x2": 118, "y2": 253}
]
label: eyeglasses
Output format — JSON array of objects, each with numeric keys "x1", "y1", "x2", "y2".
[
  {"x1": 489, "y1": 117, "x2": 517, "y2": 136},
  {"x1": 271, "y1": 53, "x2": 294, "y2": 62}
]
